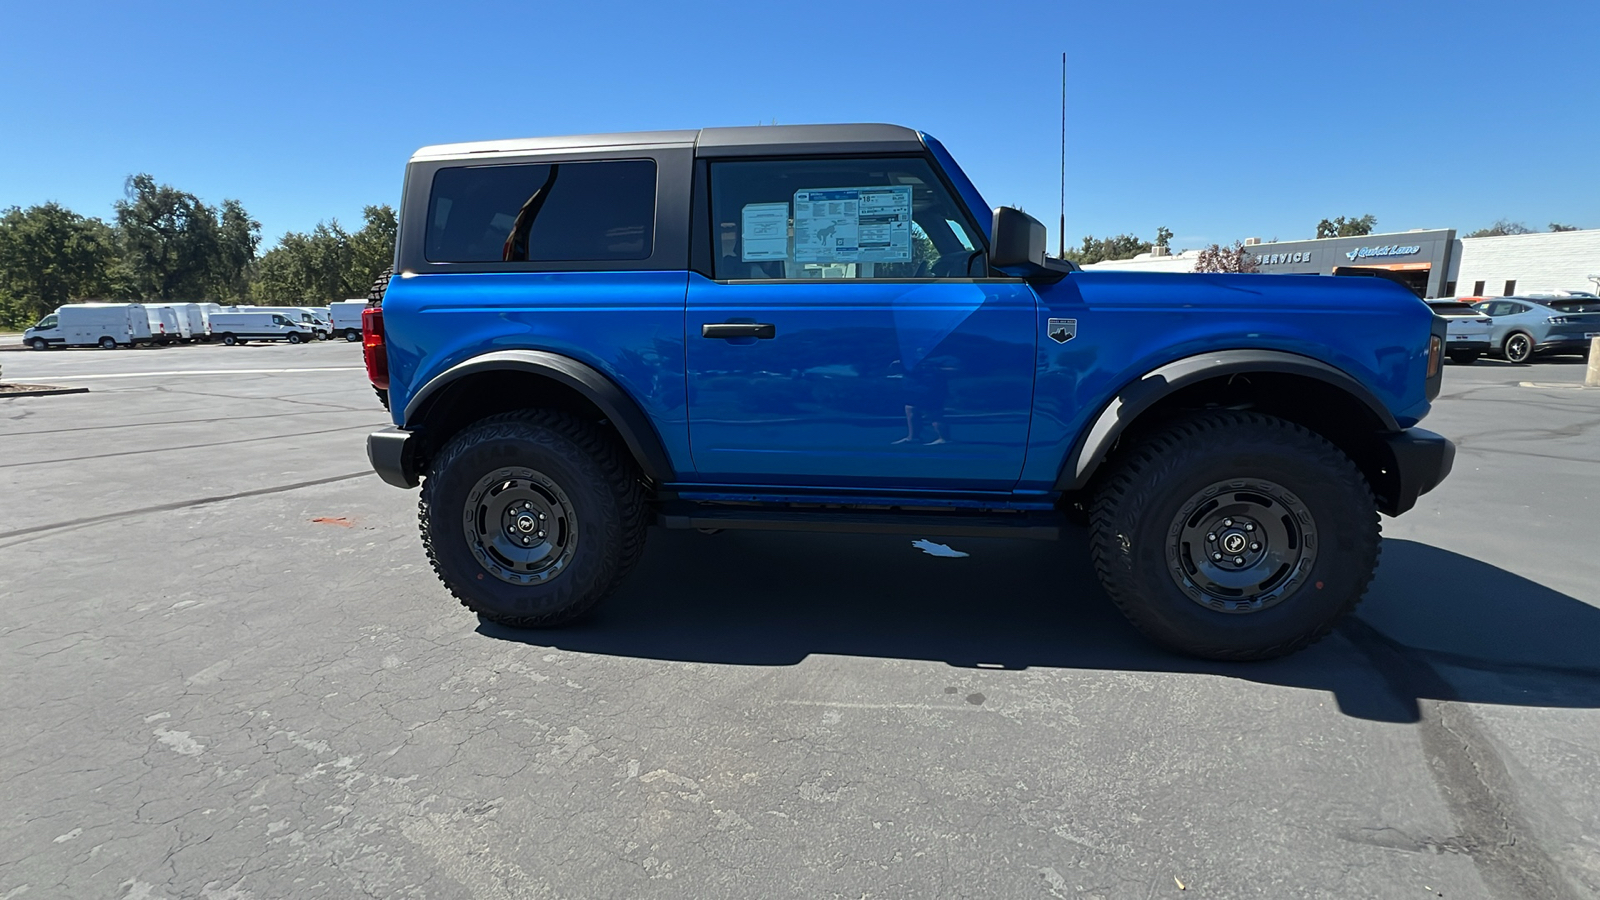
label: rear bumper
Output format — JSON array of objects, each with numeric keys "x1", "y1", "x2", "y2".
[
  {"x1": 368, "y1": 428, "x2": 419, "y2": 488},
  {"x1": 1446, "y1": 339, "x2": 1489, "y2": 352},
  {"x1": 1379, "y1": 428, "x2": 1454, "y2": 516}
]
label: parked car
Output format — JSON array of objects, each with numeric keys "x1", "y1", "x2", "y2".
[
  {"x1": 1472, "y1": 296, "x2": 1600, "y2": 362},
  {"x1": 1426, "y1": 301, "x2": 1493, "y2": 363},
  {"x1": 208, "y1": 311, "x2": 315, "y2": 345},
  {"x1": 24, "y1": 303, "x2": 155, "y2": 350},
  {"x1": 330, "y1": 300, "x2": 367, "y2": 341},
  {"x1": 361, "y1": 122, "x2": 1454, "y2": 662}
]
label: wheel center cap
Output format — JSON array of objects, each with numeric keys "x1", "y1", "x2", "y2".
[
  {"x1": 515, "y1": 514, "x2": 537, "y2": 534},
  {"x1": 1221, "y1": 532, "x2": 1248, "y2": 554}
]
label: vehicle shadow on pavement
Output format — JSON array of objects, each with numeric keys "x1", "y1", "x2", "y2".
[{"x1": 477, "y1": 530, "x2": 1600, "y2": 723}]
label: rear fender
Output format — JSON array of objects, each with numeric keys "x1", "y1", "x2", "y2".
[{"x1": 403, "y1": 350, "x2": 674, "y2": 484}]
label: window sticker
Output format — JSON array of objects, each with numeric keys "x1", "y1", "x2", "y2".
[
  {"x1": 740, "y1": 202, "x2": 790, "y2": 261},
  {"x1": 793, "y1": 185, "x2": 912, "y2": 263}
]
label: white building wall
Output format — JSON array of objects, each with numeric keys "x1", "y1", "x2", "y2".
[
  {"x1": 1449, "y1": 229, "x2": 1600, "y2": 297},
  {"x1": 1081, "y1": 249, "x2": 1200, "y2": 273}
]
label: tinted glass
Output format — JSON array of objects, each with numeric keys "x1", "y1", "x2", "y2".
[
  {"x1": 426, "y1": 159, "x2": 656, "y2": 263},
  {"x1": 1549, "y1": 300, "x2": 1600, "y2": 312},
  {"x1": 1427, "y1": 302, "x2": 1480, "y2": 316},
  {"x1": 708, "y1": 157, "x2": 985, "y2": 280}
]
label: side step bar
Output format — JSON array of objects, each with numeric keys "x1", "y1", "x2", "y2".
[{"x1": 655, "y1": 503, "x2": 1065, "y2": 540}]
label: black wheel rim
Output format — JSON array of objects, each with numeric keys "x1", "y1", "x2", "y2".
[
  {"x1": 1507, "y1": 334, "x2": 1530, "y2": 362},
  {"x1": 463, "y1": 466, "x2": 579, "y2": 585},
  {"x1": 1166, "y1": 479, "x2": 1317, "y2": 614}
]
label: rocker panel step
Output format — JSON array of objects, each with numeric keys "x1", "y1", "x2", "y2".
[{"x1": 655, "y1": 504, "x2": 1064, "y2": 540}]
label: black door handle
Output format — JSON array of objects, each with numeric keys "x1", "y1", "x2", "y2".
[{"x1": 702, "y1": 322, "x2": 776, "y2": 340}]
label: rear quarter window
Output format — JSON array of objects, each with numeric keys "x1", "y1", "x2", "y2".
[{"x1": 425, "y1": 159, "x2": 656, "y2": 264}]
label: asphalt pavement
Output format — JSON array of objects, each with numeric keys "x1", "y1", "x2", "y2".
[{"x1": 1, "y1": 343, "x2": 1597, "y2": 899}]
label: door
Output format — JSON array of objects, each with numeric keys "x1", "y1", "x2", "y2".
[{"x1": 686, "y1": 156, "x2": 1038, "y2": 491}]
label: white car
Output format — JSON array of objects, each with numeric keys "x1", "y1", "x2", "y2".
[{"x1": 1426, "y1": 300, "x2": 1493, "y2": 364}]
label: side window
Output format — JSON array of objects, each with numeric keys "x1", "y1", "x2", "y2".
[
  {"x1": 708, "y1": 157, "x2": 986, "y2": 281},
  {"x1": 273, "y1": 315, "x2": 292, "y2": 326},
  {"x1": 37, "y1": 315, "x2": 57, "y2": 329},
  {"x1": 426, "y1": 159, "x2": 656, "y2": 263}
]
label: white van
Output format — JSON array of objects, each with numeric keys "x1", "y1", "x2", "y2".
[
  {"x1": 329, "y1": 300, "x2": 367, "y2": 341},
  {"x1": 239, "y1": 306, "x2": 331, "y2": 340},
  {"x1": 155, "y1": 303, "x2": 209, "y2": 342},
  {"x1": 146, "y1": 306, "x2": 183, "y2": 345},
  {"x1": 23, "y1": 303, "x2": 155, "y2": 350},
  {"x1": 209, "y1": 311, "x2": 315, "y2": 346}
]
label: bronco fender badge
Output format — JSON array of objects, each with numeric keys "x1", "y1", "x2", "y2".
[{"x1": 1048, "y1": 318, "x2": 1077, "y2": 344}]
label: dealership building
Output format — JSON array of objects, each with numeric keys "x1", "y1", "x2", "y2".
[{"x1": 1084, "y1": 227, "x2": 1600, "y2": 299}]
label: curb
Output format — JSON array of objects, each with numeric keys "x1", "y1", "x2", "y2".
[{"x1": 0, "y1": 385, "x2": 91, "y2": 398}]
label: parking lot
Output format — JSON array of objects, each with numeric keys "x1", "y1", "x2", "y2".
[{"x1": 1, "y1": 344, "x2": 1597, "y2": 899}]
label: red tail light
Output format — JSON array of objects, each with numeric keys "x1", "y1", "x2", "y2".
[{"x1": 362, "y1": 307, "x2": 389, "y2": 389}]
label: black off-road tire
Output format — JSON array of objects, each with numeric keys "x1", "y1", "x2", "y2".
[
  {"x1": 367, "y1": 265, "x2": 392, "y2": 305},
  {"x1": 1089, "y1": 411, "x2": 1380, "y2": 661},
  {"x1": 419, "y1": 410, "x2": 647, "y2": 628}
]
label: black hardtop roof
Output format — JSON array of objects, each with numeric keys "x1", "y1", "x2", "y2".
[{"x1": 410, "y1": 124, "x2": 926, "y2": 161}]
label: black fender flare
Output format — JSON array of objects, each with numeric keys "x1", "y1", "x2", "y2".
[
  {"x1": 1055, "y1": 349, "x2": 1400, "y2": 492},
  {"x1": 403, "y1": 349, "x2": 674, "y2": 483}
]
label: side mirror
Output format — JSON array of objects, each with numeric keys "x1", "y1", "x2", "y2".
[
  {"x1": 990, "y1": 207, "x2": 1071, "y2": 280},
  {"x1": 990, "y1": 207, "x2": 1047, "y2": 270}
]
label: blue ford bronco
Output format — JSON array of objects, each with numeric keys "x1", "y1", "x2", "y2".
[{"x1": 362, "y1": 124, "x2": 1453, "y2": 660}]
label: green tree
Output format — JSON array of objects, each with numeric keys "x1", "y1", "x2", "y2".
[
  {"x1": 1064, "y1": 233, "x2": 1154, "y2": 265},
  {"x1": 1315, "y1": 215, "x2": 1377, "y2": 239},
  {"x1": 252, "y1": 205, "x2": 397, "y2": 305},
  {"x1": 1549, "y1": 222, "x2": 1579, "y2": 232},
  {"x1": 116, "y1": 174, "x2": 222, "y2": 301},
  {"x1": 1464, "y1": 219, "x2": 1533, "y2": 238},
  {"x1": 0, "y1": 202, "x2": 121, "y2": 323},
  {"x1": 212, "y1": 198, "x2": 262, "y2": 303},
  {"x1": 1155, "y1": 225, "x2": 1173, "y2": 250},
  {"x1": 347, "y1": 205, "x2": 397, "y2": 293}
]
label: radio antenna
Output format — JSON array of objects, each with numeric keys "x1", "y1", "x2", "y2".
[{"x1": 1059, "y1": 51, "x2": 1066, "y2": 260}]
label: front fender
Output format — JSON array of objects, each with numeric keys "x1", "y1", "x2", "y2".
[{"x1": 1055, "y1": 349, "x2": 1400, "y2": 491}]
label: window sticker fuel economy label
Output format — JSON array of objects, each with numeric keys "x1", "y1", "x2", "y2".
[
  {"x1": 793, "y1": 185, "x2": 912, "y2": 263},
  {"x1": 740, "y1": 202, "x2": 790, "y2": 261}
]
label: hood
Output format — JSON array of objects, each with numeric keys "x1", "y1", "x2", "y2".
[{"x1": 1042, "y1": 269, "x2": 1427, "y2": 313}]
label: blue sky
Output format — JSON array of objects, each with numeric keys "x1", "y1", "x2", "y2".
[{"x1": 2, "y1": 0, "x2": 1596, "y2": 253}]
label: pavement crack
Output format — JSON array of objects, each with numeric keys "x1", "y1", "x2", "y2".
[
  {"x1": 1340, "y1": 617, "x2": 1583, "y2": 899},
  {"x1": 0, "y1": 471, "x2": 375, "y2": 546}
]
